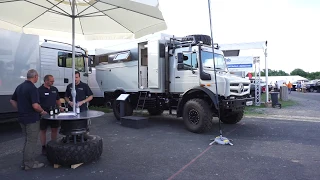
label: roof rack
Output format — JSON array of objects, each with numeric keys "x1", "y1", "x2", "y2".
[{"x1": 43, "y1": 39, "x2": 86, "y2": 53}]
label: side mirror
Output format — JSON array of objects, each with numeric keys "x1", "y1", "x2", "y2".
[
  {"x1": 177, "y1": 53, "x2": 188, "y2": 63},
  {"x1": 177, "y1": 63, "x2": 184, "y2": 70}
]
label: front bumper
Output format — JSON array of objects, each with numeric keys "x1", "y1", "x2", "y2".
[{"x1": 221, "y1": 97, "x2": 254, "y2": 110}]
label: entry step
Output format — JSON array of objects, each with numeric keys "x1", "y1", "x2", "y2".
[{"x1": 120, "y1": 116, "x2": 149, "y2": 129}]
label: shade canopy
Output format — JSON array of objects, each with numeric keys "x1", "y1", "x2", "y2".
[
  {"x1": 0, "y1": 0, "x2": 167, "y2": 40},
  {"x1": 0, "y1": 0, "x2": 167, "y2": 114}
]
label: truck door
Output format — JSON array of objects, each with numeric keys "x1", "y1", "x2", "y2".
[
  {"x1": 60, "y1": 52, "x2": 88, "y2": 90},
  {"x1": 147, "y1": 40, "x2": 160, "y2": 89},
  {"x1": 173, "y1": 52, "x2": 199, "y2": 93}
]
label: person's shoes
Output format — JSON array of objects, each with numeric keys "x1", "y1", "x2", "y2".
[
  {"x1": 42, "y1": 146, "x2": 47, "y2": 155},
  {"x1": 24, "y1": 161, "x2": 44, "y2": 170}
]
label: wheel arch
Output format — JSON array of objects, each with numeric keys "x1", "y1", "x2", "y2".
[{"x1": 176, "y1": 86, "x2": 218, "y2": 117}]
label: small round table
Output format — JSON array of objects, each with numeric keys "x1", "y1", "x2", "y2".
[
  {"x1": 43, "y1": 110, "x2": 104, "y2": 141},
  {"x1": 42, "y1": 110, "x2": 105, "y2": 167}
]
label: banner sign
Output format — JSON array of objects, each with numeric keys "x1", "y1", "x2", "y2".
[{"x1": 225, "y1": 56, "x2": 254, "y2": 72}]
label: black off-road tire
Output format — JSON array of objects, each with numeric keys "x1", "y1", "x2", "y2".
[
  {"x1": 182, "y1": 34, "x2": 212, "y2": 46},
  {"x1": 147, "y1": 108, "x2": 164, "y2": 116},
  {"x1": 46, "y1": 135, "x2": 103, "y2": 166},
  {"x1": 113, "y1": 99, "x2": 133, "y2": 120},
  {"x1": 183, "y1": 98, "x2": 214, "y2": 133},
  {"x1": 309, "y1": 87, "x2": 314, "y2": 92},
  {"x1": 220, "y1": 110, "x2": 244, "y2": 124}
]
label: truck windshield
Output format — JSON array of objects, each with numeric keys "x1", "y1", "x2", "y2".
[{"x1": 201, "y1": 51, "x2": 226, "y2": 70}]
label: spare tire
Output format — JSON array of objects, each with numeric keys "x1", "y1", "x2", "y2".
[
  {"x1": 182, "y1": 34, "x2": 212, "y2": 46},
  {"x1": 113, "y1": 99, "x2": 133, "y2": 120},
  {"x1": 46, "y1": 135, "x2": 103, "y2": 166}
]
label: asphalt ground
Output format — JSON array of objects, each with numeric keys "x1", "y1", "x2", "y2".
[{"x1": 1, "y1": 111, "x2": 320, "y2": 180}]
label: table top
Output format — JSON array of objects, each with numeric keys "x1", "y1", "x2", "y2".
[{"x1": 42, "y1": 110, "x2": 105, "y2": 121}]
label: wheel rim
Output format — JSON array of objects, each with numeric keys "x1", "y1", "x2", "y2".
[{"x1": 188, "y1": 109, "x2": 200, "y2": 125}]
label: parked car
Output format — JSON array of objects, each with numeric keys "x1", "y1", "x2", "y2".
[
  {"x1": 292, "y1": 80, "x2": 309, "y2": 91},
  {"x1": 306, "y1": 80, "x2": 320, "y2": 92}
]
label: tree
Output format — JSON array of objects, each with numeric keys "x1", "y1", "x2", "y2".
[
  {"x1": 260, "y1": 69, "x2": 289, "y2": 76},
  {"x1": 307, "y1": 72, "x2": 320, "y2": 80},
  {"x1": 247, "y1": 68, "x2": 320, "y2": 80},
  {"x1": 290, "y1": 68, "x2": 308, "y2": 78}
]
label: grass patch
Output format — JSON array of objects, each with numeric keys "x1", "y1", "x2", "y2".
[
  {"x1": 244, "y1": 105, "x2": 265, "y2": 115},
  {"x1": 89, "y1": 106, "x2": 112, "y2": 113},
  {"x1": 279, "y1": 99, "x2": 296, "y2": 107},
  {"x1": 244, "y1": 92, "x2": 296, "y2": 115}
]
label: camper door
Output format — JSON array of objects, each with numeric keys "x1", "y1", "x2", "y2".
[{"x1": 147, "y1": 40, "x2": 160, "y2": 89}]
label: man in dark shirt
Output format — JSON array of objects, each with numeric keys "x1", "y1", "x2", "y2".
[
  {"x1": 65, "y1": 71, "x2": 93, "y2": 135},
  {"x1": 64, "y1": 71, "x2": 93, "y2": 112},
  {"x1": 10, "y1": 69, "x2": 47, "y2": 170},
  {"x1": 38, "y1": 74, "x2": 63, "y2": 155}
]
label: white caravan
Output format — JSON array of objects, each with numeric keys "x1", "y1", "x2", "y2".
[
  {"x1": 95, "y1": 33, "x2": 253, "y2": 133},
  {"x1": 0, "y1": 28, "x2": 93, "y2": 119}
]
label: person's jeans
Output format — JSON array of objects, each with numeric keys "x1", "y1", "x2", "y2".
[
  {"x1": 20, "y1": 121, "x2": 40, "y2": 167},
  {"x1": 289, "y1": 88, "x2": 291, "y2": 94}
]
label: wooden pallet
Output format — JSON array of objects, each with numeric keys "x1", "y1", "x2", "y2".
[{"x1": 54, "y1": 163, "x2": 83, "y2": 169}]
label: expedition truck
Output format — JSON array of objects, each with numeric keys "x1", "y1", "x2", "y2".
[
  {"x1": 94, "y1": 34, "x2": 254, "y2": 133},
  {"x1": 0, "y1": 28, "x2": 100, "y2": 120}
]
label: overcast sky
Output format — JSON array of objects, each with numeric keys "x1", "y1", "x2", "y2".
[
  {"x1": 157, "y1": 0, "x2": 320, "y2": 73},
  {"x1": 41, "y1": 0, "x2": 320, "y2": 74}
]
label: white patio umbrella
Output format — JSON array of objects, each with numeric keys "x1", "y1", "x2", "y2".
[{"x1": 0, "y1": 0, "x2": 167, "y2": 114}]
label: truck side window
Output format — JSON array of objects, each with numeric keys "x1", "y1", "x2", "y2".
[
  {"x1": 181, "y1": 53, "x2": 198, "y2": 70},
  {"x1": 58, "y1": 52, "x2": 85, "y2": 72}
]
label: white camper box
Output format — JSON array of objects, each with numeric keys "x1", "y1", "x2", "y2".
[
  {"x1": 95, "y1": 33, "x2": 253, "y2": 133},
  {"x1": 95, "y1": 33, "x2": 167, "y2": 94},
  {"x1": 0, "y1": 28, "x2": 92, "y2": 118}
]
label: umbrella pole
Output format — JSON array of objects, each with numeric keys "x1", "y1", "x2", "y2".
[
  {"x1": 207, "y1": 0, "x2": 232, "y2": 146},
  {"x1": 71, "y1": 0, "x2": 77, "y2": 114}
]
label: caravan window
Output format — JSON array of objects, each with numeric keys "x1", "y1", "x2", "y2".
[
  {"x1": 58, "y1": 52, "x2": 85, "y2": 72},
  {"x1": 114, "y1": 51, "x2": 130, "y2": 61}
]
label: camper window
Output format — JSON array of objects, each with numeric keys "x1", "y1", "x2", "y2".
[
  {"x1": 114, "y1": 51, "x2": 130, "y2": 61},
  {"x1": 58, "y1": 52, "x2": 85, "y2": 72}
]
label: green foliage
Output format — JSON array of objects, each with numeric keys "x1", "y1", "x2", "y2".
[
  {"x1": 248, "y1": 68, "x2": 320, "y2": 80},
  {"x1": 250, "y1": 69, "x2": 289, "y2": 77},
  {"x1": 290, "y1": 68, "x2": 320, "y2": 80}
]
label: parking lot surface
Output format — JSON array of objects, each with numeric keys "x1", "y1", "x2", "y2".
[{"x1": 1, "y1": 110, "x2": 320, "y2": 180}]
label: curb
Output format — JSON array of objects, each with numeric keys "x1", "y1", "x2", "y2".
[{"x1": 245, "y1": 115, "x2": 320, "y2": 122}]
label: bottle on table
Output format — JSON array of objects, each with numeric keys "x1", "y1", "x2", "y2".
[
  {"x1": 76, "y1": 101, "x2": 80, "y2": 114},
  {"x1": 65, "y1": 102, "x2": 69, "y2": 112},
  {"x1": 54, "y1": 105, "x2": 58, "y2": 114},
  {"x1": 49, "y1": 106, "x2": 54, "y2": 116}
]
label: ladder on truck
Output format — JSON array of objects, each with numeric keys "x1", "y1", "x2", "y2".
[{"x1": 136, "y1": 91, "x2": 148, "y2": 112}]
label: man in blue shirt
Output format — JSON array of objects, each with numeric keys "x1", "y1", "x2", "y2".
[
  {"x1": 64, "y1": 71, "x2": 93, "y2": 134},
  {"x1": 64, "y1": 71, "x2": 93, "y2": 112},
  {"x1": 38, "y1": 75, "x2": 63, "y2": 155},
  {"x1": 10, "y1": 69, "x2": 47, "y2": 170}
]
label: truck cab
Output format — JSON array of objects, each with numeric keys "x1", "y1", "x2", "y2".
[{"x1": 40, "y1": 40, "x2": 93, "y2": 97}]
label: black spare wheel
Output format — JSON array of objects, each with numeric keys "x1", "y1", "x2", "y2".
[
  {"x1": 46, "y1": 135, "x2": 103, "y2": 166},
  {"x1": 113, "y1": 99, "x2": 133, "y2": 120},
  {"x1": 182, "y1": 34, "x2": 212, "y2": 46},
  {"x1": 183, "y1": 98, "x2": 213, "y2": 133}
]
